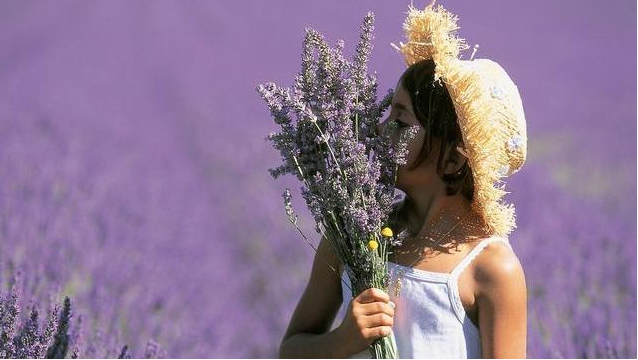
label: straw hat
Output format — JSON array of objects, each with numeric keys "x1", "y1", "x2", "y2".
[{"x1": 390, "y1": 0, "x2": 528, "y2": 237}]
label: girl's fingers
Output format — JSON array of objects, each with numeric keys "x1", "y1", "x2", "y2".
[
  {"x1": 364, "y1": 325, "x2": 393, "y2": 339},
  {"x1": 355, "y1": 287, "x2": 391, "y2": 304},
  {"x1": 360, "y1": 301, "x2": 395, "y2": 317},
  {"x1": 364, "y1": 313, "x2": 394, "y2": 328}
]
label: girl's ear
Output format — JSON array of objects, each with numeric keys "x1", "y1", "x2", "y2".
[
  {"x1": 444, "y1": 143, "x2": 468, "y2": 175},
  {"x1": 456, "y1": 145, "x2": 469, "y2": 158}
]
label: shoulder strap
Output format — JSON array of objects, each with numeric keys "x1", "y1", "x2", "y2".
[{"x1": 449, "y1": 236, "x2": 512, "y2": 279}]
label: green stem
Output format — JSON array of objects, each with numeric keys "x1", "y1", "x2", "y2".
[
  {"x1": 286, "y1": 216, "x2": 353, "y2": 293},
  {"x1": 312, "y1": 122, "x2": 347, "y2": 182}
]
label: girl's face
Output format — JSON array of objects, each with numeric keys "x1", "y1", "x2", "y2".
[{"x1": 376, "y1": 81, "x2": 456, "y2": 191}]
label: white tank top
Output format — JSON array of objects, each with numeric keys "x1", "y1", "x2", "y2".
[{"x1": 339, "y1": 236, "x2": 513, "y2": 359}]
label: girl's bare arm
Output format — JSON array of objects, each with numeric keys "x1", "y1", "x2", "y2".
[
  {"x1": 475, "y1": 242, "x2": 528, "y2": 358},
  {"x1": 279, "y1": 236, "x2": 352, "y2": 358}
]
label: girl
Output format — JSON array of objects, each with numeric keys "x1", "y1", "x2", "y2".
[{"x1": 279, "y1": 3, "x2": 528, "y2": 358}]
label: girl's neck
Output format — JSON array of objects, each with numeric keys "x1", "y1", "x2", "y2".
[{"x1": 399, "y1": 194, "x2": 472, "y2": 237}]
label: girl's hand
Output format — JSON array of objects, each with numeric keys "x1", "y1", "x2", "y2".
[{"x1": 335, "y1": 287, "x2": 396, "y2": 355}]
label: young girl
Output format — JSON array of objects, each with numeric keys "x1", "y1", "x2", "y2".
[{"x1": 279, "y1": 3, "x2": 528, "y2": 358}]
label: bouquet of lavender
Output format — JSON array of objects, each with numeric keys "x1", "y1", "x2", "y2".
[{"x1": 256, "y1": 12, "x2": 418, "y2": 359}]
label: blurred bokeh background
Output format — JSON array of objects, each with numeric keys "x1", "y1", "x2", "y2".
[{"x1": 0, "y1": 0, "x2": 635, "y2": 358}]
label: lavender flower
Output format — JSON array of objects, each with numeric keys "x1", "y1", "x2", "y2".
[
  {"x1": 0, "y1": 283, "x2": 20, "y2": 358},
  {"x1": 282, "y1": 188, "x2": 298, "y2": 226},
  {"x1": 15, "y1": 306, "x2": 40, "y2": 359},
  {"x1": 257, "y1": 11, "x2": 418, "y2": 359},
  {"x1": 144, "y1": 339, "x2": 165, "y2": 359},
  {"x1": 45, "y1": 297, "x2": 72, "y2": 359},
  {"x1": 38, "y1": 302, "x2": 60, "y2": 358},
  {"x1": 118, "y1": 344, "x2": 131, "y2": 359}
]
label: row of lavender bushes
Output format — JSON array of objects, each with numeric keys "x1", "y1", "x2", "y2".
[
  {"x1": 1, "y1": 107, "x2": 634, "y2": 359},
  {"x1": 508, "y1": 161, "x2": 636, "y2": 358},
  {"x1": 1, "y1": 269, "x2": 77, "y2": 359},
  {"x1": 0, "y1": 261, "x2": 164, "y2": 358}
]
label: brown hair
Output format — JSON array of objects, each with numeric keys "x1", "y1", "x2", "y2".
[{"x1": 399, "y1": 59, "x2": 474, "y2": 200}]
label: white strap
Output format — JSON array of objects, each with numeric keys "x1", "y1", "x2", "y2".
[{"x1": 449, "y1": 236, "x2": 512, "y2": 279}]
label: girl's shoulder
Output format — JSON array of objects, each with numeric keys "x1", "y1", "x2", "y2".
[
  {"x1": 473, "y1": 237, "x2": 523, "y2": 287},
  {"x1": 472, "y1": 237, "x2": 526, "y2": 318}
]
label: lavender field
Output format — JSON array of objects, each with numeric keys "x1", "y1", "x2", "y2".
[{"x1": 0, "y1": 0, "x2": 635, "y2": 358}]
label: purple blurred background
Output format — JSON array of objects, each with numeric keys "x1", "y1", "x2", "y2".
[{"x1": 0, "y1": 0, "x2": 635, "y2": 358}]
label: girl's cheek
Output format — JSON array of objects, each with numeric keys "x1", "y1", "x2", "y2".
[
  {"x1": 397, "y1": 138, "x2": 420, "y2": 170},
  {"x1": 407, "y1": 132, "x2": 425, "y2": 163}
]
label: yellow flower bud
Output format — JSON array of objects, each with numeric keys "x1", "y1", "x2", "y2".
[
  {"x1": 381, "y1": 227, "x2": 393, "y2": 238},
  {"x1": 367, "y1": 240, "x2": 379, "y2": 251}
]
